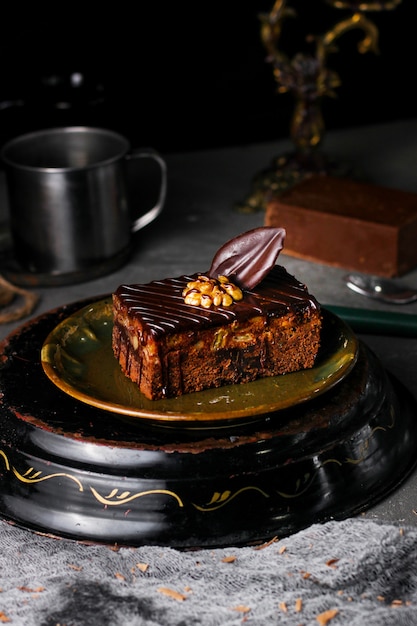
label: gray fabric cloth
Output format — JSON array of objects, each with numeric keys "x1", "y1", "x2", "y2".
[{"x1": 1, "y1": 517, "x2": 417, "y2": 625}]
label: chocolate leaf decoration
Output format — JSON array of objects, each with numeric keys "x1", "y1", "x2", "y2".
[{"x1": 208, "y1": 227, "x2": 286, "y2": 290}]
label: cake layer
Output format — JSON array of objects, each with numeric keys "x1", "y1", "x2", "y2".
[
  {"x1": 265, "y1": 176, "x2": 417, "y2": 277},
  {"x1": 112, "y1": 265, "x2": 322, "y2": 400}
]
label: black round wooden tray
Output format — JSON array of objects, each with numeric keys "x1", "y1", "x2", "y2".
[{"x1": 0, "y1": 297, "x2": 416, "y2": 548}]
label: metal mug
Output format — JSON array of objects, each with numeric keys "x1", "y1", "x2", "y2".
[{"x1": 0, "y1": 126, "x2": 167, "y2": 285}]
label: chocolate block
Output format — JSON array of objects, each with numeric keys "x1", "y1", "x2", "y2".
[{"x1": 265, "y1": 176, "x2": 417, "y2": 277}]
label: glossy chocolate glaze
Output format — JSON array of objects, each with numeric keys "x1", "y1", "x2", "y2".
[{"x1": 113, "y1": 265, "x2": 320, "y2": 340}]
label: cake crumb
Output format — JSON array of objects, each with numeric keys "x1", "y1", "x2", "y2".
[
  {"x1": 157, "y1": 587, "x2": 187, "y2": 601},
  {"x1": 221, "y1": 555, "x2": 237, "y2": 563},
  {"x1": 231, "y1": 605, "x2": 251, "y2": 614},
  {"x1": 68, "y1": 563, "x2": 83, "y2": 571},
  {"x1": 254, "y1": 536, "x2": 278, "y2": 550},
  {"x1": 136, "y1": 562, "x2": 149, "y2": 572},
  {"x1": 316, "y1": 608, "x2": 339, "y2": 624},
  {"x1": 109, "y1": 543, "x2": 120, "y2": 552}
]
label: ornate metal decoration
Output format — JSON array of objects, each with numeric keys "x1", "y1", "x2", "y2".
[{"x1": 237, "y1": 0, "x2": 402, "y2": 212}]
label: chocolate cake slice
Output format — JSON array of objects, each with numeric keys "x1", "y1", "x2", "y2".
[
  {"x1": 265, "y1": 176, "x2": 417, "y2": 277},
  {"x1": 112, "y1": 227, "x2": 322, "y2": 400}
]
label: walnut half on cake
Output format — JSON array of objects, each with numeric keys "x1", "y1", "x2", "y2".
[{"x1": 112, "y1": 227, "x2": 322, "y2": 400}]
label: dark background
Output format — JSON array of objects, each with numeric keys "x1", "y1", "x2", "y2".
[{"x1": 0, "y1": 1, "x2": 414, "y2": 154}]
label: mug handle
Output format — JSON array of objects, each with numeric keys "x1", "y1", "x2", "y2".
[{"x1": 126, "y1": 148, "x2": 167, "y2": 233}]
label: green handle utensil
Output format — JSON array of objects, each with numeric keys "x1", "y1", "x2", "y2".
[{"x1": 325, "y1": 305, "x2": 417, "y2": 337}]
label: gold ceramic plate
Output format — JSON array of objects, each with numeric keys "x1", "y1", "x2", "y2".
[{"x1": 41, "y1": 298, "x2": 358, "y2": 425}]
